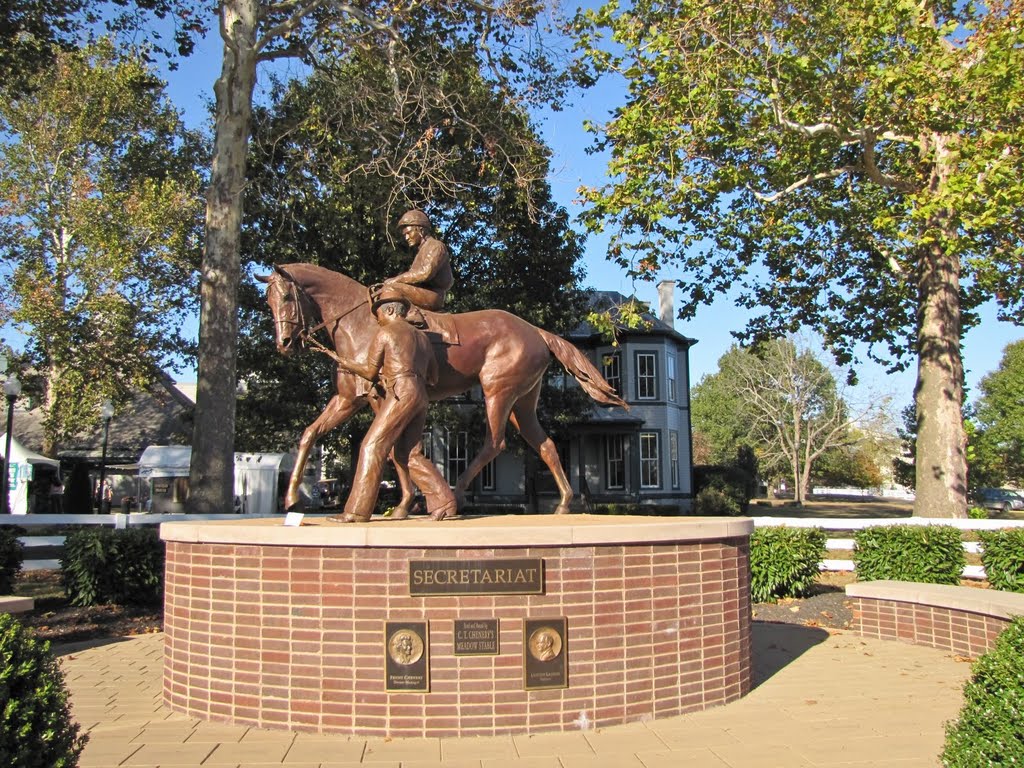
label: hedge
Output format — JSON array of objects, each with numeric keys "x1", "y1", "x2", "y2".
[
  {"x1": 60, "y1": 528, "x2": 165, "y2": 607},
  {"x1": 978, "y1": 528, "x2": 1024, "y2": 593},
  {"x1": 853, "y1": 525, "x2": 965, "y2": 584},
  {"x1": 942, "y1": 616, "x2": 1024, "y2": 766},
  {"x1": 750, "y1": 527, "x2": 826, "y2": 603}
]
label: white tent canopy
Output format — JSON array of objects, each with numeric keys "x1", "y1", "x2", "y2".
[
  {"x1": 138, "y1": 445, "x2": 302, "y2": 515},
  {"x1": 1, "y1": 434, "x2": 60, "y2": 515},
  {"x1": 138, "y1": 445, "x2": 193, "y2": 478}
]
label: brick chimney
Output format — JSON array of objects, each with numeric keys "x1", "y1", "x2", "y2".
[{"x1": 657, "y1": 280, "x2": 675, "y2": 327}]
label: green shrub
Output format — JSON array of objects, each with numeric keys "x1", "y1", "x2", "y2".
[
  {"x1": 978, "y1": 528, "x2": 1024, "y2": 593},
  {"x1": 967, "y1": 506, "x2": 988, "y2": 520},
  {"x1": 694, "y1": 487, "x2": 741, "y2": 516},
  {"x1": 0, "y1": 613, "x2": 87, "y2": 767},
  {"x1": 942, "y1": 616, "x2": 1024, "y2": 766},
  {"x1": 853, "y1": 525, "x2": 965, "y2": 584},
  {"x1": 61, "y1": 528, "x2": 165, "y2": 607},
  {"x1": 693, "y1": 465, "x2": 754, "y2": 514},
  {"x1": 750, "y1": 527, "x2": 826, "y2": 602},
  {"x1": 0, "y1": 527, "x2": 24, "y2": 594}
]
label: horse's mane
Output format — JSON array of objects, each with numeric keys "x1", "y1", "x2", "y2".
[{"x1": 278, "y1": 262, "x2": 366, "y2": 294}]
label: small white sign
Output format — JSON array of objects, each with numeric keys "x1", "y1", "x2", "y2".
[{"x1": 284, "y1": 512, "x2": 304, "y2": 527}]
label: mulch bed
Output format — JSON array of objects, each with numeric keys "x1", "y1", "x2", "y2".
[
  {"x1": 753, "y1": 587, "x2": 854, "y2": 630},
  {"x1": 14, "y1": 570, "x2": 162, "y2": 646}
]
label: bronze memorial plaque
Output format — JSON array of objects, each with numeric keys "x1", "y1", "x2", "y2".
[
  {"x1": 385, "y1": 621, "x2": 429, "y2": 692},
  {"x1": 409, "y1": 559, "x2": 544, "y2": 596},
  {"x1": 523, "y1": 617, "x2": 568, "y2": 690},
  {"x1": 454, "y1": 619, "x2": 500, "y2": 656}
]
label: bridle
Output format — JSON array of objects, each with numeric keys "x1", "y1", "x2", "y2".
[
  {"x1": 267, "y1": 268, "x2": 367, "y2": 365},
  {"x1": 268, "y1": 275, "x2": 318, "y2": 345}
]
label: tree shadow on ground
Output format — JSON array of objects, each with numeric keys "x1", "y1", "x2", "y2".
[
  {"x1": 748, "y1": 499, "x2": 912, "y2": 519},
  {"x1": 751, "y1": 620, "x2": 830, "y2": 688}
]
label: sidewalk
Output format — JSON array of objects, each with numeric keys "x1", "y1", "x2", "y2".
[{"x1": 58, "y1": 623, "x2": 970, "y2": 768}]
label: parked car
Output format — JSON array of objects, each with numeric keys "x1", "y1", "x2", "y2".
[{"x1": 974, "y1": 487, "x2": 1024, "y2": 513}]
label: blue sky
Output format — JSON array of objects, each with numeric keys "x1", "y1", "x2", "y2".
[{"x1": 161, "y1": 23, "x2": 1021, "y2": 413}]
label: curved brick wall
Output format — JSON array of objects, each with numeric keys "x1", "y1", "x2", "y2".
[{"x1": 161, "y1": 515, "x2": 752, "y2": 737}]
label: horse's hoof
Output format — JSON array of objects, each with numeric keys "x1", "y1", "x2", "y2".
[
  {"x1": 327, "y1": 513, "x2": 371, "y2": 523},
  {"x1": 390, "y1": 506, "x2": 410, "y2": 520},
  {"x1": 554, "y1": 504, "x2": 572, "y2": 515},
  {"x1": 430, "y1": 503, "x2": 455, "y2": 521},
  {"x1": 285, "y1": 492, "x2": 303, "y2": 511}
]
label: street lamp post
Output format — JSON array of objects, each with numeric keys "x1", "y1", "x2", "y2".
[
  {"x1": 98, "y1": 399, "x2": 114, "y2": 514},
  {"x1": 2, "y1": 375, "x2": 22, "y2": 515}
]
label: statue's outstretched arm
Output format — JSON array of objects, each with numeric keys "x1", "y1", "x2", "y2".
[{"x1": 337, "y1": 333, "x2": 386, "y2": 383}]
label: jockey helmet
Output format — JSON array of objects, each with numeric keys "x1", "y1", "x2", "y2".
[{"x1": 397, "y1": 209, "x2": 431, "y2": 231}]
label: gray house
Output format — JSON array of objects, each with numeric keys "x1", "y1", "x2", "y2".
[{"x1": 427, "y1": 281, "x2": 697, "y2": 513}]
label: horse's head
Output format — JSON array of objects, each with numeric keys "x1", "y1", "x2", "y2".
[{"x1": 255, "y1": 266, "x2": 313, "y2": 355}]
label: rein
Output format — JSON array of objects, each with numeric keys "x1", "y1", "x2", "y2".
[{"x1": 272, "y1": 273, "x2": 367, "y2": 365}]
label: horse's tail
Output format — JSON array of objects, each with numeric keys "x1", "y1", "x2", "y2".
[{"x1": 538, "y1": 329, "x2": 630, "y2": 410}]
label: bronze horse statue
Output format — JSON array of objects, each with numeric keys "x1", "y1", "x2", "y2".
[{"x1": 258, "y1": 263, "x2": 627, "y2": 517}]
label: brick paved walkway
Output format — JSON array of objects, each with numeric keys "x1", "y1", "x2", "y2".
[{"x1": 58, "y1": 622, "x2": 970, "y2": 768}]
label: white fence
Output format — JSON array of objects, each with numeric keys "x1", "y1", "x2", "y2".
[
  {"x1": 5, "y1": 513, "x2": 1024, "y2": 577},
  {"x1": 3, "y1": 513, "x2": 272, "y2": 570},
  {"x1": 754, "y1": 516, "x2": 1024, "y2": 579}
]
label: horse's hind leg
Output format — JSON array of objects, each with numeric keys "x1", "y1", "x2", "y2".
[
  {"x1": 287, "y1": 394, "x2": 366, "y2": 510},
  {"x1": 510, "y1": 382, "x2": 574, "y2": 515},
  {"x1": 452, "y1": 387, "x2": 516, "y2": 511}
]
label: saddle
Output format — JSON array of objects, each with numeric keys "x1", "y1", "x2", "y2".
[
  {"x1": 367, "y1": 283, "x2": 458, "y2": 346},
  {"x1": 416, "y1": 308, "x2": 460, "y2": 347}
]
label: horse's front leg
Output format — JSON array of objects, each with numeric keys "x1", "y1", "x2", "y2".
[{"x1": 286, "y1": 393, "x2": 367, "y2": 510}]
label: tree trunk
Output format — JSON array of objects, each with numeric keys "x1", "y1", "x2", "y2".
[
  {"x1": 188, "y1": 1, "x2": 259, "y2": 514},
  {"x1": 913, "y1": 137, "x2": 967, "y2": 518},
  {"x1": 791, "y1": 409, "x2": 804, "y2": 506}
]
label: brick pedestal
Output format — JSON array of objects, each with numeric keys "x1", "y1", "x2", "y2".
[{"x1": 161, "y1": 515, "x2": 753, "y2": 737}]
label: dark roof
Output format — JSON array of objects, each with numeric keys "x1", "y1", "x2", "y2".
[
  {"x1": 569, "y1": 290, "x2": 697, "y2": 347},
  {"x1": 574, "y1": 405, "x2": 644, "y2": 427},
  {"x1": 10, "y1": 374, "x2": 194, "y2": 462}
]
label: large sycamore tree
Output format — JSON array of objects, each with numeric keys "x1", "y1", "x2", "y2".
[
  {"x1": 193, "y1": 0, "x2": 567, "y2": 513},
  {"x1": 575, "y1": 0, "x2": 1024, "y2": 517},
  {"x1": 0, "y1": 41, "x2": 204, "y2": 452}
]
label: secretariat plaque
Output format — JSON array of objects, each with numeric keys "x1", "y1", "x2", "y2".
[
  {"x1": 409, "y1": 558, "x2": 544, "y2": 596},
  {"x1": 454, "y1": 619, "x2": 499, "y2": 656},
  {"x1": 523, "y1": 617, "x2": 568, "y2": 690},
  {"x1": 385, "y1": 621, "x2": 429, "y2": 692}
]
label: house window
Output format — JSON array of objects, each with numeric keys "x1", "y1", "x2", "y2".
[
  {"x1": 636, "y1": 352, "x2": 657, "y2": 400},
  {"x1": 602, "y1": 352, "x2": 622, "y2": 396},
  {"x1": 640, "y1": 431, "x2": 660, "y2": 489},
  {"x1": 667, "y1": 354, "x2": 677, "y2": 402},
  {"x1": 547, "y1": 367, "x2": 567, "y2": 391},
  {"x1": 669, "y1": 430, "x2": 680, "y2": 489},
  {"x1": 605, "y1": 435, "x2": 626, "y2": 490},
  {"x1": 481, "y1": 458, "x2": 496, "y2": 491},
  {"x1": 421, "y1": 431, "x2": 432, "y2": 461},
  {"x1": 445, "y1": 430, "x2": 468, "y2": 486}
]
